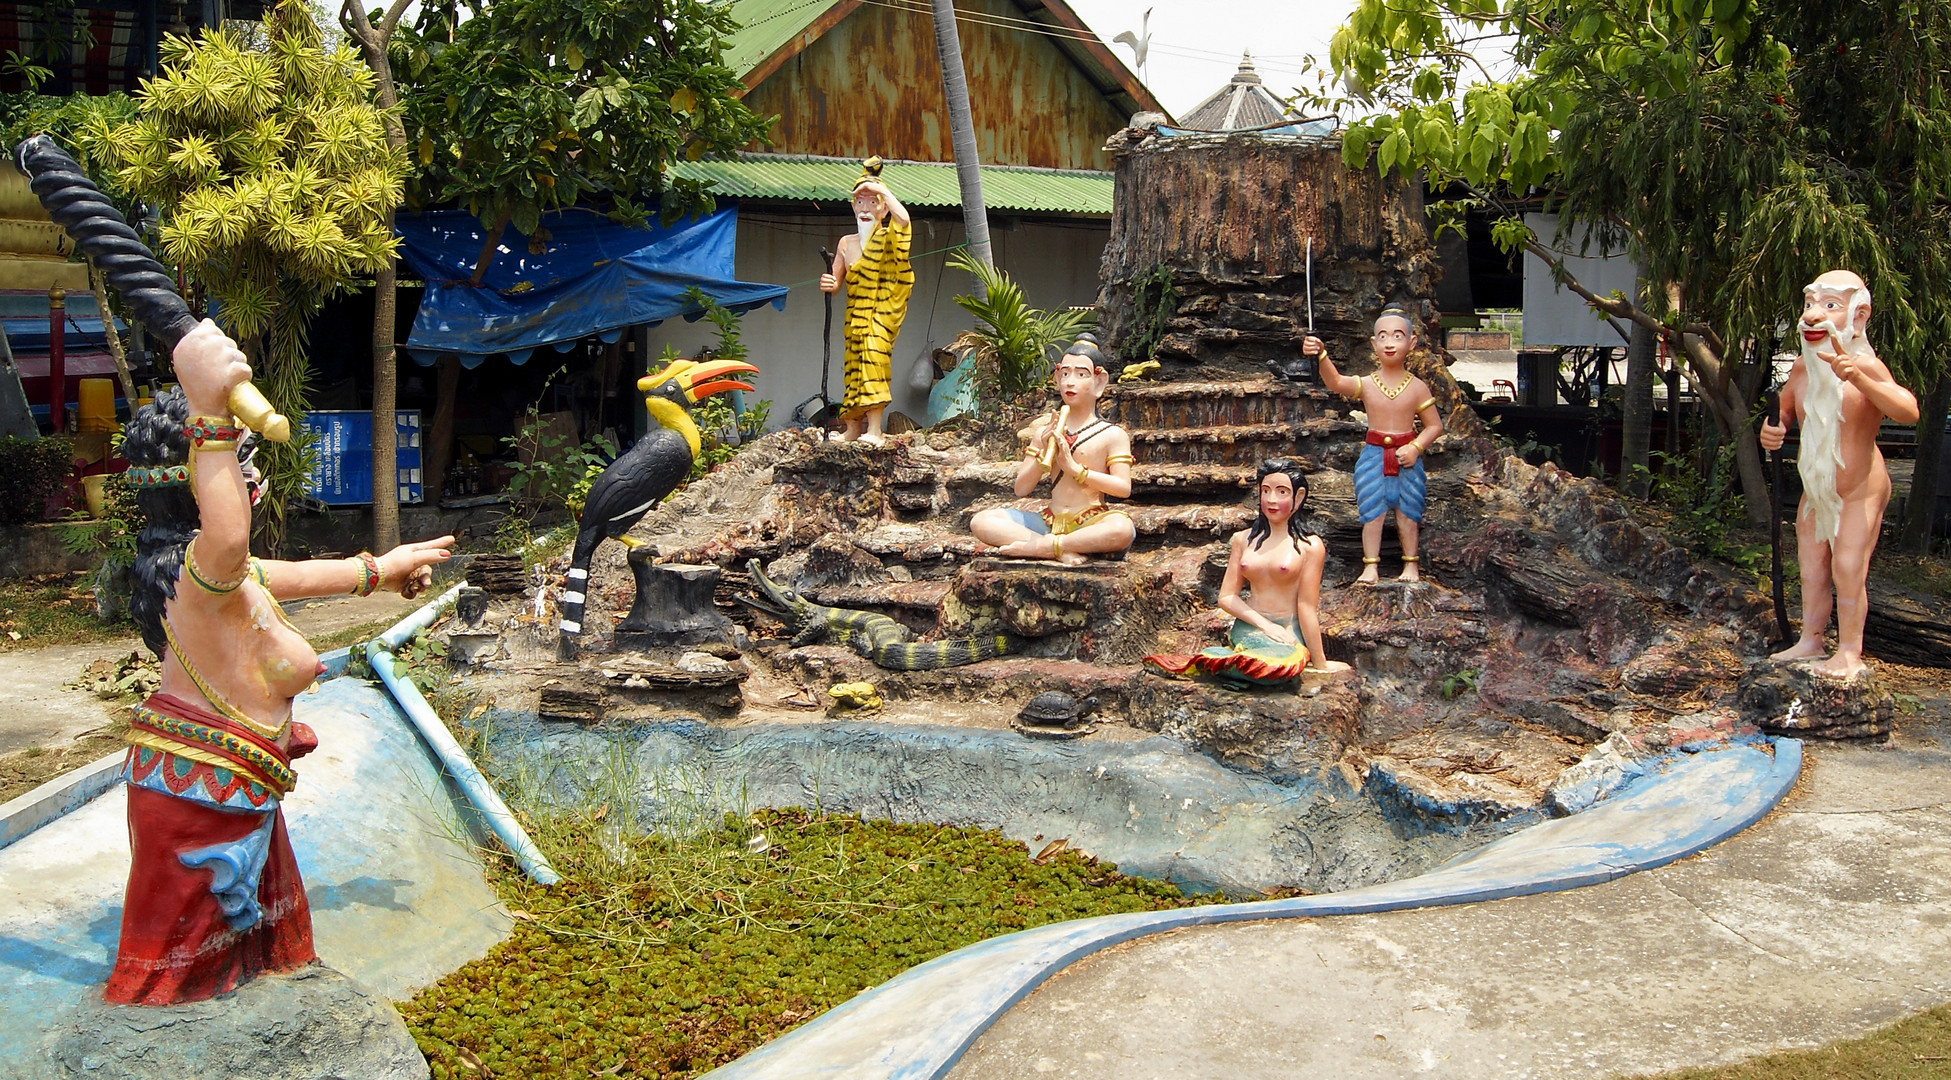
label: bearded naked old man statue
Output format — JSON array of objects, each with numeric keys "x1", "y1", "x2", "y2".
[{"x1": 1759, "y1": 270, "x2": 1921, "y2": 678}]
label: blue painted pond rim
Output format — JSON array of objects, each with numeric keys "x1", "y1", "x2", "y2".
[
  {"x1": 697, "y1": 737, "x2": 1803, "y2": 1080},
  {"x1": 0, "y1": 610, "x2": 413, "y2": 851},
  {"x1": 365, "y1": 582, "x2": 561, "y2": 886}
]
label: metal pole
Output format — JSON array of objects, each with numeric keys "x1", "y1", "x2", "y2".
[{"x1": 48, "y1": 286, "x2": 65, "y2": 432}]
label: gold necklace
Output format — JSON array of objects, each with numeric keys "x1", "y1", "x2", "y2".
[{"x1": 1373, "y1": 371, "x2": 1414, "y2": 400}]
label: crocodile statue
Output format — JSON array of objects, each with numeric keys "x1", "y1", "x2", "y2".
[{"x1": 737, "y1": 559, "x2": 1021, "y2": 670}]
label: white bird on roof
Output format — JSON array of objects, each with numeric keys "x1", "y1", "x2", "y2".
[{"x1": 1112, "y1": 7, "x2": 1152, "y2": 82}]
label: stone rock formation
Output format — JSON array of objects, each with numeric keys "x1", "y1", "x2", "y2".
[
  {"x1": 1095, "y1": 130, "x2": 1442, "y2": 377},
  {"x1": 40, "y1": 965, "x2": 427, "y2": 1080},
  {"x1": 1738, "y1": 658, "x2": 1897, "y2": 740},
  {"x1": 537, "y1": 351, "x2": 1783, "y2": 837}
]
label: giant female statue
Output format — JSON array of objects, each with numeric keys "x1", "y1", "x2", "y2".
[{"x1": 108, "y1": 322, "x2": 453, "y2": 1005}]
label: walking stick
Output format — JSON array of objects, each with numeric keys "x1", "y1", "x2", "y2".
[
  {"x1": 818, "y1": 245, "x2": 834, "y2": 428},
  {"x1": 11, "y1": 135, "x2": 289, "y2": 440},
  {"x1": 794, "y1": 247, "x2": 837, "y2": 439},
  {"x1": 1766, "y1": 389, "x2": 1791, "y2": 644}
]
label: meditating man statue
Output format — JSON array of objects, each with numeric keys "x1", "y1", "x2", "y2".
[
  {"x1": 1759, "y1": 270, "x2": 1920, "y2": 677},
  {"x1": 969, "y1": 334, "x2": 1136, "y2": 564},
  {"x1": 819, "y1": 157, "x2": 913, "y2": 444},
  {"x1": 1303, "y1": 307, "x2": 1443, "y2": 583}
]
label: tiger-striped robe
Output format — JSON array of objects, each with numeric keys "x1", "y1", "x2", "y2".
[{"x1": 841, "y1": 219, "x2": 914, "y2": 419}]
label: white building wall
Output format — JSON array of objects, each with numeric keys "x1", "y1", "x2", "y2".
[
  {"x1": 1521, "y1": 212, "x2": 1641, "y2": 348},
  {"x1": 643, "y1": 210, "x2": 1110, "y2": 429}
]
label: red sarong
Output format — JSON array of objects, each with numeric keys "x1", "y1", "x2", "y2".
[{"x1": 105, "y1": 695, "x2": 316, "y2": 1005}]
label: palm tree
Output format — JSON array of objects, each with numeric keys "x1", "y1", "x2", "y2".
[{"x1": 929, "y1": 0, "x2": 992, "y2": 269}]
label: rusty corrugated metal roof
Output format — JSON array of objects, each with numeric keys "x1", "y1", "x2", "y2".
[
  {"x1": 722, "y1": 0, "x2": 1167, "y2": 121},
  {"x1": 721, "y1": 0, "x2": 852, "y2": 82},
  {"x1": 669, "y1": 153, "x2": 1113, "y2": 215}
]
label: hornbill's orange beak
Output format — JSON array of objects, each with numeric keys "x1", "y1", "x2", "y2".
[
  {"x1": 638, "y1": 358, "x2": 760, "y2": 403},
  {"x1": 683, "y1": 358, "x2": 759, "y2": 402}
]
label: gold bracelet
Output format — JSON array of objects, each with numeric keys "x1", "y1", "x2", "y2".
[{"x1": 1073, "y1": 463, "x2": 1090, "y2": 486}]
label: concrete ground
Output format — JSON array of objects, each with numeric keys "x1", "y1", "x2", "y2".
[
  {"x1": 951, "y1": 704, "x2": 1951, "y2": 1080},
  {"x1": 0, "y1": 591, "x2": 418, "y2": 759}
]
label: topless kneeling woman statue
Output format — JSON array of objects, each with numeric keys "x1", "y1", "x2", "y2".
[{"x1": 1145, "y1": 459, "x2": 1351, "y2": 687}]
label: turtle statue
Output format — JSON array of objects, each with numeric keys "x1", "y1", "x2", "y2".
[{"x1": 1012, "y1": 691, "x2": 1100, "y2": 739}]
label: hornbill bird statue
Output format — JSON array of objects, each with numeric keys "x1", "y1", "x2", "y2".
[{"x1": 557, "y1": 357, "x2": 758, "y2": 656}]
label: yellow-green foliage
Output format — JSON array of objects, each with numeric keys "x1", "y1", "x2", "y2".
[
  {"x1": 77, "y1": 0, "x2": 409, "y2": 549},
  {"x1": 83, "y1": 6, "x2": 405, "y2": 323}
]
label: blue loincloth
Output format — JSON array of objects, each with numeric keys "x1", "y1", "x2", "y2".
[{"x1": 1354, "y1": 442, "x2": 1426, "y2": 523}]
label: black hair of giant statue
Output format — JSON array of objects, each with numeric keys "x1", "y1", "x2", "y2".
[
  {"x1": 123, "y1": 389, "x2": 198, "y2": 659},
  {"x1": 1245, "y1": 457, "x2": 1314, "y2": 551}
]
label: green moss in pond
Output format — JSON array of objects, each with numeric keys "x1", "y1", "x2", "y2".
[{"x1": 401, "y1": 807, "x2": 1217, "y2": 1078}]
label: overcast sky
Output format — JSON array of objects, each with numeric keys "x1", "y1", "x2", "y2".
[{"x1": 1061, "y1": 0, "x2": 1360, "y2": 117}]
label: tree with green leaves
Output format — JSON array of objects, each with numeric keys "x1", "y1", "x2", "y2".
[
  {"x1": 946, "y1": 251, "x2": 1097, "y2": 402},
  {"x1": 1327, "y1": 0, "x2": 1950, "y2": 539},
  {"x1": 371, "y1": 0, "x2": 772, "y2": 500},
  {"x1": 80, "y1": 0, "x2": 410, "y2": 550},
  {"x1": 393, "y1": 0, "x2": 771, "y2": 247},
  {"x1": 338, "y1": 0, "x2": 415, "y2": 552}
]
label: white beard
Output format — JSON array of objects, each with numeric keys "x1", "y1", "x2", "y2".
[
  {"x1": 856, "y1": 214, "x2": 876, "y2": 248},
  {"x1": 1796, "y1": 325, "x2": 1860, "y2": 544}
]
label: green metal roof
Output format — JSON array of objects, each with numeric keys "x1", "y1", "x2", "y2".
[
  {"x1": 720, "y1": 0, "x2": 848, "y2": 80},
  {"x1": 668, "y1": 154, "x2": 1114, "y2": 215}
]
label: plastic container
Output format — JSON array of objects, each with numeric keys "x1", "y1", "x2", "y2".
[{"x1": 76, "y1": 377, "x2": 115, "y2": 433}]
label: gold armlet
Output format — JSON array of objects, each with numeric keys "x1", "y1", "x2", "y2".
[
  {"x1": 183, "y1": 534, "x2": 248, "y2": 594},
  {"x1": 1417, "y1": 397, "x2": 1437, "y2": 413},
  {"x1": 1106, "y1": 454, "x2": 1135, "y2": 467}
]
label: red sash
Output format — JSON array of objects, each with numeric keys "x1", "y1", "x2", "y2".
[{"x1": 1366, "y1": 430, "x2": 1416, "y2": 476}]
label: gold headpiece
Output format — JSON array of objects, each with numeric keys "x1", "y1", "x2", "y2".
[{"x1": 853, "y1": 155, "x2": 885, "y2": 191}]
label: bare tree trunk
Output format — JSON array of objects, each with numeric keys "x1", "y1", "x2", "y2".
[
  {"x1": 1621, "y1": 315, "x2": 1656, "y2": 497},
  {"x1": 342, "y1": 0, "x2": 415, "y2": 552},
  {"x1": 1898, "y1": 371, "x2": 1950, "y2": 553},
  {"x1": 371, "y1": 261, "x2": 400, "y2": 550},
  {"x1": 1528, "y1": 241, "x2": 1773, "y2": 528},
  {"x1": 85, "y1": 263, "x2": 139, "y2": 407},
  {"x1": 929, "y1": 0, "x2": 992, "y2": 269}
]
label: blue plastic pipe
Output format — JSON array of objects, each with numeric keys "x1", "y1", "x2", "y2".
[{"x1": 366, "y1": 584, "x2": 560, "y2": 885}]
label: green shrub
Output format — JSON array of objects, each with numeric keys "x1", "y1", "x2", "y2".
[
  {"x1": 0, "y1": 436, "x2": 75, "y2": 527},
  {"x1": 946, "y1": 251, "x2": 1097, "y2": 401}
]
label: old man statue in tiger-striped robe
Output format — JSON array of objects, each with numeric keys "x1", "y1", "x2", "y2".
[{"x1": 820, "y1": 156, "x2": 914, "y2": 444}]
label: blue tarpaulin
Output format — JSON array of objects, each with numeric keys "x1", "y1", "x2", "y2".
[{"x1": 395, "y1": 207, "x2": 788, "y2": 369}]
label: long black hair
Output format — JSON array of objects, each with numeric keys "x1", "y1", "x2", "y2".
[
  {"x1": 122, "y1": 389, "x2": 198, "y2": 659},
  {"x1": 1245, "y1": 457, "x2": 1312, "y2": 551}
]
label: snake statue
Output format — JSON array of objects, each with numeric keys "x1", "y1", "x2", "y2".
[{"x1": 737, "y1": 559, "x2": 1021, "y2": 671}]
